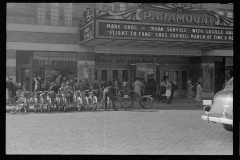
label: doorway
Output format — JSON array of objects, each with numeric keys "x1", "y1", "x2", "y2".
[
  {"x1": 136, "y1": 66, "x2": 156, "y2": 84},
  {"x1": 111, "y1": 68, "x2": 120, "y2": 81},
  {"x1": 16, "y1": 68, "x2": 30, "y2": 91},
  {"x1": 100, "y1": 69, "x2": 108, "y2": 87}
]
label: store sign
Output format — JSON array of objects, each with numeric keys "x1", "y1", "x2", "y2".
[
  {"x1": 95, "y1": 55, "x2": 189, "y2": 65},
  {"x1": 97, "y1": 21, "x2": 233, "y2": 43},
  {"x1": 79, "y1": 22, "x2": 94, "y2": 44}
]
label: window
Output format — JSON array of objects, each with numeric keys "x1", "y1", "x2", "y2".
[
  {"x1": 37, "y1": 3, "x2": 46, "y2": 25},
  {"x1": 64, "y1": 8, "x2": 72, "y2": 26},
  {"x1": 50, "y1": 3, "x2": 59, "y2": 26},
  {"x1": 227, "y1": 11, "x2": 233, "y2": 18},
  {"x1": 119, "y1": 3, "x2": 126, "y2": 11},
  {"x1": 137, "y1": 68, "x2": 146, "y2": 79},
  {"x1": 217, "y1": 10, "x2": 224, "y2": 16},
  {"x1": 33, "y1": 52, "x2": 49, "y2": 65},
  {"x1": 63, "y1": 53, "x2": 76, "y2": 66},
  {"x1": 48, "y1": 52, "x2": 62, "y2": 65},
  {"x1": 107, "y1": 3, "x2": 114, "y2": 11}
]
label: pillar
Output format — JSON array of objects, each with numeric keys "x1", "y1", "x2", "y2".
[{"x1": 6, "y1": 49, "x2": 16, "y2": 83}]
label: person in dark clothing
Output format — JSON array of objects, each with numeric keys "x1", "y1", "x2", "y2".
[
  {"x1": 93, "y1": 80, "x2": 100, "y2": 100},
  {"x1": 61, "y1": 77, "x2": 67, "y2": 86},
  {"x1": 108, "y1": 78, "x2": 114, "y2": 87},
  {"x1": 170, "y1": 80, "x2": 175, "y2": 100},
  {"x1": 84, "y1": 79, "x2": 90, "y2": 90},
  {"x1": 49, "y1": 82, "x2": 59, "y2": 93},
  {"x1": 103, "y1": 86, "x2": 118, "y2": 111},
  {"x1": 12, "y1": 82, "x2": 18, "y2": 98},
  {"x1": 38, "y1": 76, "x2": 43, "y2": 91},
  {"x1": 148, "y1": 77, "x2": 156, "y2": 98},
  {"x1": 7, "y1": 78, "x2": 14, "y2": 98},
  {"x1": 70, "y1": 78, "x2": 74, "y2": 89}
]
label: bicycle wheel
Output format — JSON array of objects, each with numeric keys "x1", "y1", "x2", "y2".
[
  {"x1": 6, "y1": 98, "x2": 14, "y2": 107},
  {"x1": 140, "y1": 97, "x2": 153, "y2": 109},
  {"x1": 121, "y1": 97, "x2": 132, "y2": 109},
  {"x1": 7, "y1": 99, "x2": 17, "y2": 114}
]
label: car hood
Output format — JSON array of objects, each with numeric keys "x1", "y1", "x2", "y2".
[{"x1": 209, "y1": 89, "x2": 233, "y2": 119}]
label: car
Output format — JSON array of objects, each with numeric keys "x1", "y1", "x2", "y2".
[{"x1": 201, "y1": 77, "x2": 233, "y2": 131}]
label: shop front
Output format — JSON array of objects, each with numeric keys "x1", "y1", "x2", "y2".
[
  {"x1": 16, "y1": 51, "x2": 78, "y2": 92},
  {"x1": 79, "y1": 3, "x2": 233, "y2": 98}
]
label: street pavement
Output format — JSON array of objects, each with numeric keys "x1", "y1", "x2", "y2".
[{"x1": 6, "y1": 97, "x2": 233, "y2": 155}]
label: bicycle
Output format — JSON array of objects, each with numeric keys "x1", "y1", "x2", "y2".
[
  {"x1": 7, "y1": 91, "x2": 30, "y2": 114},
  {"x1": 74, "y1": 91, "x2": 83, "y2": 111},
  {"x1": 101, "y1": 90, "x2": 125, "y2": 110},
  {"x1": 87, "y1": 89, "x2": 98, "y2": 111},
  {"x1": 61, "y1": 91, "x2": 71, "y2": 112},
  {"x1": 46, "y1": 91, "x2": 57, "y2": 112},
  {"x1": 55, "y1": 92, "x2": 64, "y2": 112},
  {"x1": 65, "y1": 90, "x2": 75, "y2": 111},
  {"x1": 31, "y1": 91, "x2": 42, "y2": 113},
  {"x1": 121, "y1": 90, "x2": 154, "y2": 109},
  {"x1": 39, "y1": 91, "x2": 52, "y2": 113},
  {"x1": 6, "y1": 96, "x2": 22, "y2": 114},
  {"x1": 79, "y1": 90, "x2": 90, "y2": 111}
]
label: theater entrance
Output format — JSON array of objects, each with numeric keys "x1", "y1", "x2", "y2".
[{"x1": 131, "y1": 63, "x2": 157, "y2": 84}]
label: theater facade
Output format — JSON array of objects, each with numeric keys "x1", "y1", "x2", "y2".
[{"x1": 78, "y1": 4, "x2": 233, "y2": 98}]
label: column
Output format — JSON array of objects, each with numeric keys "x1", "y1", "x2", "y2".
[{"x1": 6, "y1": 49, "x2": 16, "y2": 82}]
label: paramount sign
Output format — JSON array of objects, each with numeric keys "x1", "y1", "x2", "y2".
[
  {"x1": 141, "y1": 11, "x2": 216, "y2": 26},
  {"x1": 93, "y1": 3, "x2": 233, "y2": 27}
]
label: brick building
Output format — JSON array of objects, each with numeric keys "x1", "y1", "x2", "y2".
[{"x1": 6, "y1": 3, "x2": 233, "y2": 98}]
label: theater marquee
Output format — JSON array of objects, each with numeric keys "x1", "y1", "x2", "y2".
[
  {"x1": 79, "y1": 3, "x2": 233, "y2": 45},
  {"x1": 96, "y1": 20, "x2": 233, "y2": 43}
]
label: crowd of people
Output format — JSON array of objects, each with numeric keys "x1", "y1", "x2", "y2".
[{"x1": 7, "y1": 74, "x2": 212, "y2": 108}]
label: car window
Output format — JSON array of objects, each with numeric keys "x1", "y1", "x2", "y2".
[{"x1": 224, "y1": 77, "x2": 233, "y2": 90}]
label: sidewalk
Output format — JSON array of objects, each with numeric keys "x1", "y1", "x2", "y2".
[{"x1": 6, "y1": 96, "x2": 205, "y2": 113}]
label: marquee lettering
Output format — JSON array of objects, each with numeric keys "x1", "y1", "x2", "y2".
[
  {"x1": 142, "y1": 11, "x2": 215, "y2": 25},
  {"x1": 98, "y1": 22, "x2": 233, "y2": 43}
]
